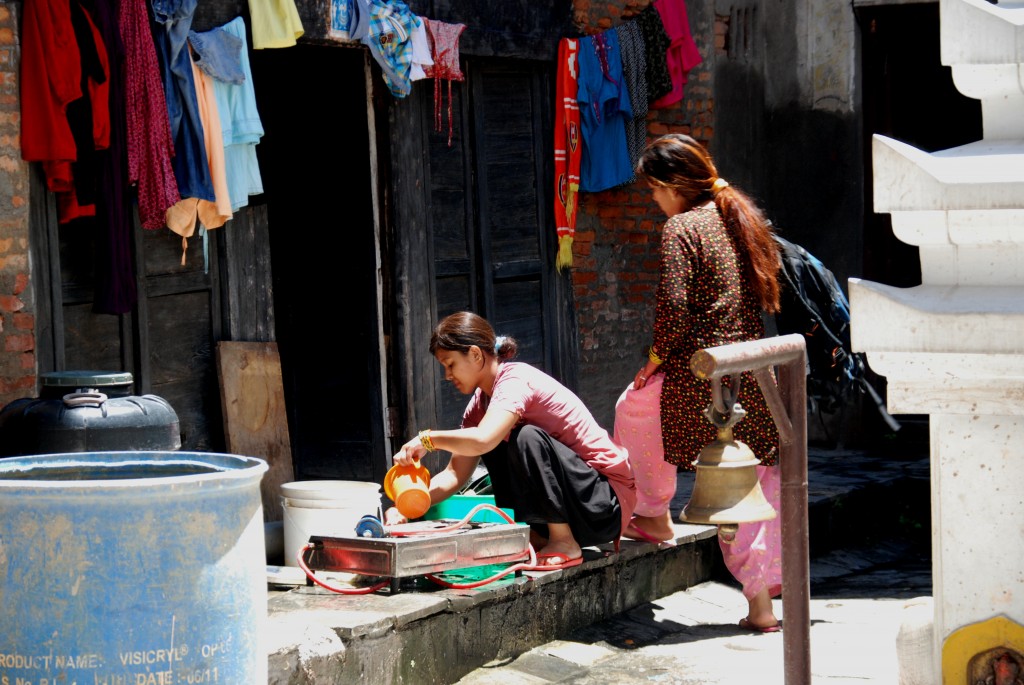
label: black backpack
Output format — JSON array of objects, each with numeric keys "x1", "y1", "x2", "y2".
[{"x1": 772, "y1": 234, "x2": 900, "y2": 433}]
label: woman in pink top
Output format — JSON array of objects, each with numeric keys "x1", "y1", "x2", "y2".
[{"x1": 389, "y1": 311, "x2": 636, "y2": 568}]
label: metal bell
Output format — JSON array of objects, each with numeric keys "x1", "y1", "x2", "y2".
[{"x1": 680, "y1": 425, "x2": 777, "y2": 527}]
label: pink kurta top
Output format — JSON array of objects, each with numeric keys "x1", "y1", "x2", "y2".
[{"x1": 462, "y1": 362, "x2": 636, "y2": 534}]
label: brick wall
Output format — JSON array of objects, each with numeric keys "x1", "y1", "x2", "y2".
[
  {"x1": 0, "y1": 1, "x2": 34, "y2": 408},
  {"x1": 570, "y1": 0, "x2": 719, "y2": 428}
]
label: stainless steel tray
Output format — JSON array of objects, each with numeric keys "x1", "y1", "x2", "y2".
[{"x1": 305, "y1": 520, "x2": 530, "y2": 578}]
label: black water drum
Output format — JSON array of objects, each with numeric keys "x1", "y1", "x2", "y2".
[{"x1": 0, "y1": 371, "x2": 181, "y2": 457}]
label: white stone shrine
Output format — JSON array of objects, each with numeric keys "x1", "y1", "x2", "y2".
[{"x1": 849, "y1": 1, "x2": 1024, "y2": 682}]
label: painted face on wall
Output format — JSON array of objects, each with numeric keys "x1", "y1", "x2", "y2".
[
  {"x1": 435, "y1": 348, "x2": 482, "y2": 395},
  {"x1": 649, "y1": 183, "x2": 687, "y2": 218}
]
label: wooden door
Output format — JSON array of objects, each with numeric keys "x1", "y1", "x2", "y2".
[
  {"x1": 30, "y1": 163, "x2": 232, "y2": 452},
  {"x1": 392, "y1": 58, "x2": 576, "y2": 470}
]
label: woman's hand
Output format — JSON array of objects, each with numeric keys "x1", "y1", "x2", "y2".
[
  {"x1": 383, "y1": 506, "x2": 407, "y2": 526},
  {"x1": 393, "y1": 436, "x2": 427, "y2": 466},
  {"x1": 633, "y1": 361, "x2": 661, "y2": 390}
]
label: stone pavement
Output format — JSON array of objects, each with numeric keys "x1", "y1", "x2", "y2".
[
  {"x1": 266, "y1": 448, "x2": 931, "y2": 684},
  {"x1": 454, "y1": 538, "x2": 932, "y2": 684},
  {"x1": 453, "y1": 448, "x2": 932, "y2": 684}
]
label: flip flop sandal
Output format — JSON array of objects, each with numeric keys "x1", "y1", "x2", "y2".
[
  {"x1": 526, "y1": 553, "x2": 583, "y2": 571},
  {"x1": 738, "y1": 618, "x2": 782, "y2": 633},
  {"x1": 623, "y1": 519, "x2": 677, "y2": 546}
]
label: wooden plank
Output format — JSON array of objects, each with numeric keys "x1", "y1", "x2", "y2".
[
  {"x1": 217, "y1": 341, "x2": 293, "y2": 521},
  {"x1": 221, "y1": 205, "x2": 276, "y2": 343}
]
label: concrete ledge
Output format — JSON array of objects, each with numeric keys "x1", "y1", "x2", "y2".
[
  {"x1": 940, "y1": 0, "x2": 1024, "y2": 65},
  {"x1": 849, "y1": 279, "x2": 1024, "y2": 355},
  {"x1": 263, "y1": 452, "x2": 930, "y2": 684},
  {"x1": 871, "y1": 136, "x2": 1024, "y2": 213},
  {"x1": 266, "y1": 526, "x2": 719, "y2": 684}
]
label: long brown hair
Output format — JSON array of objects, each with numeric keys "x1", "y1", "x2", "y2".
[{"x1": 635, "y1": 134, "x2": 781, "y2": 313}]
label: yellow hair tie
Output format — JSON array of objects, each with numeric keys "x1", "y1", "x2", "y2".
[
  {"x1": 712, "y1": 178, "x2": 730, "y2": 195},
  {"x1": 419, "y1": 429, "x2": 436, "y2": 452}
]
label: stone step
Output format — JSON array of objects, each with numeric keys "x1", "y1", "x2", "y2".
[
  {"x1": 265, "y1": 451, "x2": 930, "y2": 684},
  {"x1": 267, "y1": 526, "x2": 720, "y2": 684}
]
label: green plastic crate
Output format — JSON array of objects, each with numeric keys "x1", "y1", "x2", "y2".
[{"x1": 425, "y1": 495, "x2": 515, "y2": 524}]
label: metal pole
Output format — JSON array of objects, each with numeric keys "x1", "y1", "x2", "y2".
[{"x1": 690, "y1": 333, "x2": 810, "y2": 685}]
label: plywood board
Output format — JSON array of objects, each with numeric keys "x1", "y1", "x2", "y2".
[{"x1": 217, "y1": 341, "x2": 293, "y2": 521}]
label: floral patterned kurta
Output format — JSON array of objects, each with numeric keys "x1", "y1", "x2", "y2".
[{"x1": 652, "y1": 206, "x2": 779, "y2": 470}]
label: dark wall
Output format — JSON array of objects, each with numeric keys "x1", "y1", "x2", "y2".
[{"x1": 712, "y1": 2, "x2": 863, "y2": 296}]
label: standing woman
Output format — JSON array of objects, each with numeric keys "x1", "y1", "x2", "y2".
[
  {"x1": 389, "y1": 311, "x2": 636, "y2": 568},
  {"x1": 616, "y1": 133, "x2": 783, "y2": 632}
]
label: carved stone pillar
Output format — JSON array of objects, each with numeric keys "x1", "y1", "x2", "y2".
[{"x1": 850, "y1": 1, "x2": 1024, "y2": 682}]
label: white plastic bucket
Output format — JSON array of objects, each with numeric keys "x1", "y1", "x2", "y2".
[{"x1": 281, "y1": 480, "x2": 382, "y2": 567}]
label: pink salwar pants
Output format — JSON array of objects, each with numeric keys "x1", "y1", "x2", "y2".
[{"x1": 613, "y1": 375, "x2": 782, "y2": 600}]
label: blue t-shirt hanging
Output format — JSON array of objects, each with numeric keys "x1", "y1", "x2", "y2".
[{"x1": 577, "y1": 30, "x2": 634, "y2": 193}]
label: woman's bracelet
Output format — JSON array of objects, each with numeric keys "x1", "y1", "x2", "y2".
[
  {"x1": 419, "y1": 429, "x2": 436, "y2": 452},
  {"x1": 648, "y1": 346, "x2": 665, "y2": 366}
]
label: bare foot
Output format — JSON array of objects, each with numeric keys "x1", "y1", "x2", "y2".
[
  {"x1": 535, "y1": 540, "x2": 582, "y2": 566},
  {"x1": 535, "y1": 522, "x2": 581, "y2": 566},
  {"x1": 739, "y1": 617, "x2": 781, "y2": 632},
  {"x1": 624, "y1": 512, "x2": 675, "y2": 542},
  {"x1": 742, "y1": 589, "x2": 779, "y2": 630}
]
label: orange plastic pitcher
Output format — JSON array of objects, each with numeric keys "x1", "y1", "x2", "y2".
[{"x1": 384, "y1": 461, "x2": 432, "y2": 519}]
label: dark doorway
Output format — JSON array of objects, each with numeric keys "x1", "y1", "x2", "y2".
[
  {"x1": 859, "y1": 2, "x2": 983, "y2": 288},
  {"x1": 857, "y1": 2, "x2": 983, "y2": 451},
  {"x1": 252, "y1": 45, "x2": 386, "y2": 483}
]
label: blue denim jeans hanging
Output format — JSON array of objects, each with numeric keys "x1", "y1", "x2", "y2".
[{"x1": 151, "y1": 0, "x2": 215, "y2": 202}]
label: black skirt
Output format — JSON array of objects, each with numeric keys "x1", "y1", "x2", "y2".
[{"x1": 481, "y1": 424, "x2": 621, "y2": 547}]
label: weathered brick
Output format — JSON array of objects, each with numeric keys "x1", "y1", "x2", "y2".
[
  {"x1": 12, "y1": 311, "x2": 32, "y2": 329},
  {"x1": 574, "y1": 270, "x2": 598, "y2": 286},
  {"x1": 4, "y1": 332, "x2": 33, "y2": 352},
  {"x1": 0, "y1": 294, "x2": 23, "y2": 311},
  {"x1": 0, "y1": 375, "x2": 37, "y2": 401}
]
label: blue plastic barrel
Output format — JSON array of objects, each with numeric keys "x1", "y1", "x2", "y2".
[{"x1": 0, "y1": 451, "x2": 269, "y2": 685}]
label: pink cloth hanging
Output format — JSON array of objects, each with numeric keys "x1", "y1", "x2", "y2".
[
  {"x1": 651, "y1": 0, "x2": 703, "y2": 108},
  {"x1": 423, "y1": 18, "x2": 465, "y2": 146}
]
